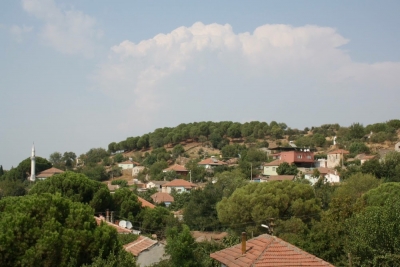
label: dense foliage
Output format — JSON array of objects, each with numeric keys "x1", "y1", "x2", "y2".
[{"x1": 0, "y1": 194, "x2": 123, "y2": 267}]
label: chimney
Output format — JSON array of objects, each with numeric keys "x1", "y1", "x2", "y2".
[
  {"x1": 110, "y1": 211, "x2": 114, "y2": 223},
  {"x1": 241, "y1": 232, "x2": 247, "y2": 254},
  {"x1": 106, "y1": 209, "x2": 110, "y2": 222}
]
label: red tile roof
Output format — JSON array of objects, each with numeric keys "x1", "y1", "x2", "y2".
[
  {"x1": 36, "y1": 167, "x2": 64, "y2": 178},
  {"x1": 210, "y1": 234, "x2": 334, "y2": 267},
  {"x1": 163, "y1": 164, "x2": 188, "y2": 172},
  {"x1": 124, "y1": 236, "x2": 158, "y2": 256},
  {"x1": 137, "y1": 196, "x2": 155, "y2": 209},
  {"x1": 264, "y1": 159, "x2": 284, "y2": 166},
  {"x1": 198, "y1": 158, "x2": 227, "y2": 166},
  {"x1": 162, "y1": 179, "x2": 196, "y2": 189},
  {"x1": 151, "y1": 192, "x2": 174, "y2": 203},
  {"x1": 328, "y1": 149, "x2": 349, "y2": 155}
]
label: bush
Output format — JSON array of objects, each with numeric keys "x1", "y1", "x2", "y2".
[{"x1": 111, "y1": 180, "x2": 128, "y2": 187}]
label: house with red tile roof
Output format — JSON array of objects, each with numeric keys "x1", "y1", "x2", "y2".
[
  {"x1": 161, "y1": 179, "x2": 197, "y2": 194},
  {"x1": 198, "y1": 157, "x2": 227, "y2": 169},
  {"x1": 36, "y1": 167, "x2": 64, "y2": 180},
  {"x1": 162, "y1": 164, "x2": 189, "y2": 176},
  {"x1": 151, "y1": 192, "x2": 174, "y2": 207},
  {"x1": 327, "y1": 149, "x2": 349, "y2": 168},
  {"x1": 210, "y1": 234, "x2": 334, "y2": 267},
  {"x1": 124, "y1": 236, "x2": 168, "y2": 266}
]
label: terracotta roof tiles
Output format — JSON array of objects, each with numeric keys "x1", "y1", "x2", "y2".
[
  {"x1": 162, "y1": 179, "x2": 196, "y2": 188},
  {"x1": 210, "y1": 234, "x2": 334, "y2": 267},
  {"x1": 137, "y1": 196, "x2": 155, "y2": 209},
  {"x1": 151, "y1": 192, "x2": 174, "y2": 203},
  {"x1": 124, "y1": 236, "x2": 158, "y2": 256}
]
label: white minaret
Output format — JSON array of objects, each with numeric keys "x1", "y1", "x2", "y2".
[{"x1": 30, "y1": 143, "x2": 36, "y2": 182}]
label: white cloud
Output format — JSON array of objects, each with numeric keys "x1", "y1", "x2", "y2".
[
  {"x1": 22, "y1": 0, "x2": 102, "y2": 56},
  {"x1": 9, "y1": 24, "x2": 33, "y2": 42},
  {"x1": 93, "y1": 22, "x2": 400, "y2": 131}
]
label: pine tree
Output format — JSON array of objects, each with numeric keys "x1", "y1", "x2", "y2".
[{"x1": 0, "y1": 165, "x2": 4, "y2": 177}]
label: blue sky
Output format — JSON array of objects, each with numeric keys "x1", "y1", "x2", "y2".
[{"x1": 1, "y1": 0, "x2": 399, "y2": 169}]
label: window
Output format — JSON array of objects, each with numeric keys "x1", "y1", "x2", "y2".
[
  {"x1": 297, "y1": 154, "x2": 302, "y2": 159},
  {"x1": 272, "y1": 167, "x2": 276, "y2": 171},
  {"x1": 307, "y1": 155, "x2": 312, "y2": 159}
]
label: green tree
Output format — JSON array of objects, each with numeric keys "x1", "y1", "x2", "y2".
[
  {"x1": 349, "y1": 142, "x2": 370, "y2": 155},
  {"x1": 80, "y1": 165, "x2": 109, "y2": 181},
  {"x1": 276, "y1": 162, "x2": 298, "y2": 175},
  {"x1": 183, "y1": 184, "x2": 222, "y2": 231},
  {"x1": 381, "y1": 151, "x2": 400, "y2": 182},
  {"x1": 149, "y1": 161, "x2": 168, "y2": 180},
  {"x1": 347, "y1": 122, "x2": 365, "y2": 140},
  {"x1": 85, "y1": 148, "x2": 110, "y2": 164},
  {"x1": 217, "y1": 181, "x2": 320, "y2": 235},
  {"x1": 49, "y1": 151, "x2": 64, "y2": 169},
  {"x1": 346, "y1": 196, "x2": 400, "y2": 266},
  {"x1": 0, "y1": 193, "x2": 121, "y2": 267},
  {"x1": 140, "y1": 207, "x2": 176, "y2": 238},
  {"x1": 165, "y1": 225, "x2": 200, "y2": 267},
  {"x1": 332, "y1": 172, "x2": 380, "y2": 203},
  {"x1": 0, "y1": 165, "x2": 3, "y2": 177},
  {"x1": 29, "y1": 171, "x2": 112, "y2": 212},
  {"x1": 112, "y1": 188, "x2": 142, "y2": 221},
  {"x1": 172, "y1": 144, "x2": 185, "y2": 158}
]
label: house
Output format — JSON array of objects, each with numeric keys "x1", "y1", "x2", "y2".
[
  {"x1": 327, "y1": 149, "x2": 349, "y2": 168},
  {"x1": 36, "y1": 167, "x2": 64, "y2": 180},
  {"x1": 163, "y1": 164, "x2": 189, "y2": 176},
  {"x1": 303, "y1": 168, "x2": 340, "y2": 184},
  {"x1": 268, "y1": 146, "x2": 315, "y2": 168},
  {"x1": 161, "y1": 179, "x2": 197, "y2": 194},
  {"x1": 263, "y1": 159, "x2": 284, "y2": 176},
  {"x1": 137, "y1": 196, "x2": 155, "y2": 209},
  {"x1": 132, "y1": 166, "x2": 145, "y2": 177},
  {"x1": 151, "y1": 192, "x2": 174, "y2": 207},
  {"x1": 146, "y1": 180, "x2": 168, "y2": 192},
  {"x1": 210, "y1": 233, "x2": 334, "y2": 267},
  {"x1": 118, "y1": 160, "x2": 140, "y2": 170},
  {"x1": 198, "y1": 157, "x2": 227, "y2": 169},
  {"x1": 124, "y1": 236, "x2": 168, "y2": 267}
]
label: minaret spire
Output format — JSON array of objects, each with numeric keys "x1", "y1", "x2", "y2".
[{"x1": 30, "y1": 143, "x2": 36, "y2": 182}]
